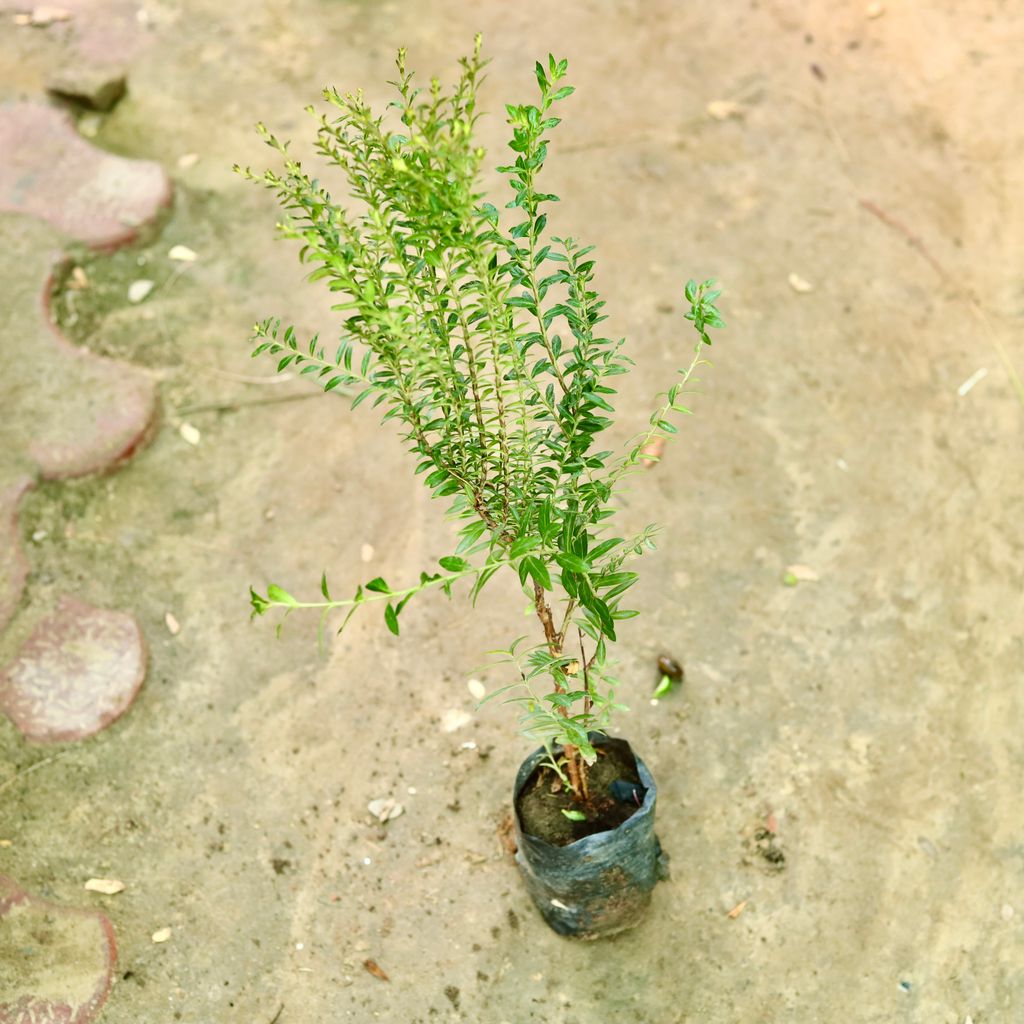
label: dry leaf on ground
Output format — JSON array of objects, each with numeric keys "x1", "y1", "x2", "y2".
[{"x1": 363, "y1": 959, "x2": 389, "y2": 982}]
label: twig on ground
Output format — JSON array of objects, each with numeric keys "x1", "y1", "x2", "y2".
[
  {"x1": 0, "y1": 751, "x2": 73, "y2": 797},
  {"x1": 858, "y1": 198, "x2": 950, "y2": 282},
  {"x1": 859, "y1": 197, "x2": 1024, "y2": 407},
  {"x1": 175, "y1": 391, "x2": 330, "y2": 416}
]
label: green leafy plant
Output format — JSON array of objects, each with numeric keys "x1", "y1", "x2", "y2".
[{"x1": 237, "y1": 38, "x2": 723, "y2": 802}]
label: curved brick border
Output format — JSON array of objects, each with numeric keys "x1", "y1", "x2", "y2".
[
  {"x1": 0, "y1": 101, "x2": 172, "y2": 251},
  {"x1": 0, "y1": 875, "x2": 118, "y2": 1024}
]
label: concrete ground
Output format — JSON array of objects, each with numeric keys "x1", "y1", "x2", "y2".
[{"x1": 1, "y1": 1, "x2": 1022, "y2": 1022}]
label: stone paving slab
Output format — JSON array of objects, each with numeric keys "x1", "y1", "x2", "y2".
[
  {"x1": 0, "y1": 875, "x2": 117, "y2": 1024},
  {"x1": 0, "y1": 595, "x2": 146, "y2": 743},
  {"x1": 0, "y1": 102, "x2": 171, "y2": 250}
]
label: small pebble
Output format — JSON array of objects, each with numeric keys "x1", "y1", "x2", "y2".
[
  {"x1": 177, "y1": 153, "x2": 200, "y2": 169},
  {"x1": 1001, "y1": 903, "x2": 1014, "y2": 921},
  {"x1": 865, "y1": 2, "x2": 885, "y2": 17},
  {"x1": 151, "y1": 927, "x2": 172, "y2": 943},
  {"x1": 706, "y1": 99, "x2": 745, "y2": 121},
  {"x1": 441, "y1": 708, "x2": 472, "y2": 733},
  {"x1": 360, "y1": 543, "x2": 375, "y2": 563},
  {"x1": 127, "y1": 279, "x2": 154, "y2": 303},
  {"x1": 84, "y1": 878, "x2": 125, "y2": 895},
  {"x1": 657, "y1": 654, "x2": 684, "y2": 683},
  {"x1": 164, "y1": 612, "x2": 180, "y2": 636},
  {"x1": 178, "y1": 422, "x2": 201, "y2": 446},
  {"x1": 16, "y1": 6, "x2": 72, "y2": 27},
  {"x1": 788, "y1": 272, "x2": 814, "y2": 293},
  {"x1": 785, "y1": 563, "x2": 820, "y2": 583},
  {"x1": 168, "y1": 244, "x2": 198, "y2": 262},
  {"x1": 467, "y1": 678, "x2": 486, "y2": 700}
]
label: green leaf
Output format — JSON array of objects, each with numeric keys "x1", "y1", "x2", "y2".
[
  {"x1": 365, "y1": 577, "x2": 390, "y2": 594},
  {"x1": 266, "y1": 584, "x2": 297, "y2": 606},
  {"x1": 554, "y1": 552, "x2": 589, "y2": 574},
  {"x1": 653, "y1": 674, "x2": 674, "y2": 698},
  {"x1": 320, "y1": 572, "x2": 331, "y2": 600},
  {"x1": 384, "y1": 603, "x2": 400, "y2": 635},
  {"x1": 509, "y1": 536, "x2": 540, "y2": 559},
  {"x1": 439, "y1": 555, "x2": 470, "y2": 572},
  {"x1": 561, "y1": 808, "x2": 587, "y2": 822},
  {"x1": 249, "y1": 587, "x2": 270, "y2": 615},
  {"x1": 524, "y1": 556, "x2": 551, "y2": 590}
]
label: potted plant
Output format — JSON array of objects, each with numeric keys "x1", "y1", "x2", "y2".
[{"x1": 237, "y1": 38, "x2": 723, "y2": 939}]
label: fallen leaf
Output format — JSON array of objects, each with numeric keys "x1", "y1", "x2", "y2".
[
  {"x1": 785, "y1": 563, "x2": 820, "y2": 582},
  {"x1": 176, "y1": 152, "x2": 200, "y2": 169},
  {"x1": 84, "y1": 878, "x2": 125, "y2": 895},
  {"x1": 467, "y1": 678, "x2": 486, "y2": 700},
  {"x1": 726, "y1": 899, "x2": 748, "y2": 919},
  {"x1": 706, "y1": 99, "x2": 745, "y2": 121},
  {"x1": 366, "y1": 798, "x2": 404, "y2": 823},
  {"x1": 164, "y1": 612, "x2": 180, "y2": 636},
  {"x1": 127, "y1": 279, "x2": 155, "y2": 303},
  {"x1": 441, "y1": 708, "x2": 472, "y2": 733},
  {"x1": 151, "y1": 927, "x2": 172, "y2": 943},
  {"x1": 363, "y1": 958, "x2": 389, "y2": 982},
  {"x1": 179, "y1": 422, "x2": 201, "y2": 446},
  {"x1": 497, "y1": 812, "x2": 517, "y2": 856},
  {"x1": 168, "y1": 244, "x2": 198, "y2": 262},
  {"x1": 788, "y1": 272, "x2": 814, "y2": 293}
]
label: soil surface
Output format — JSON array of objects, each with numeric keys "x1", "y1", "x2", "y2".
[
  {"x1": 516, "y1": 741, "x2": 643, "y2": 846},
  {"x1": 2, "y1": 2, "x2": 1023, "y2": 1023}
]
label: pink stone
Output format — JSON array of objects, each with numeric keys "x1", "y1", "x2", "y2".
[
  {"x1": 0, "y1": 875, "x2": 117, "y2": 1024},
  {"x1": 0, "y1": 102, "x2": 171, "y2": 250},
  {"x1": 0, "y1": 477, "x2": 33, "y2": 633},
  {"x1": 59, "y1": 0, "x2": 153, "y2": 67},
  {"x1": 0, "y1": 596, "x2": 146, "y2": 743},
  {"x1": 25, "y1": 257, "x2": 157, "y2": 481}
]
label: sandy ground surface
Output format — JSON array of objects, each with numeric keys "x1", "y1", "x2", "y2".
[{"x1": 2, "y1": 1, "x2": 1022, "y2": 1022}]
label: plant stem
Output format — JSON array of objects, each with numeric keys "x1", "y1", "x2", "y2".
[{"x1": 532, "y1": 581, "x2": 589, "y2": 800}]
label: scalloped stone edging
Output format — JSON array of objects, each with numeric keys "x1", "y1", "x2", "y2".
[{"x1": 0, "y1": 874, "x2": 117, "y2": 1024}]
